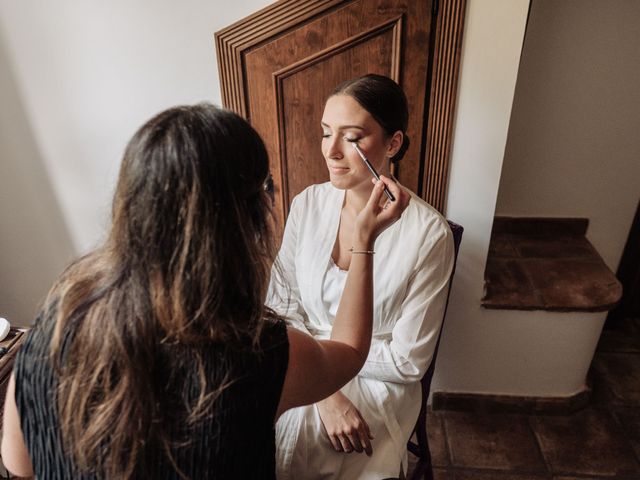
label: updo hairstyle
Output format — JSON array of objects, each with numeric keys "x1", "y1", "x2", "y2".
[{"x1": 330, "y1": 74, "x2": 410, "y2": 164}]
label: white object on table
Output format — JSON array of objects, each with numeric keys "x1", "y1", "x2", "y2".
[{"x1": 0, "y1": 317, "x2": 11, "y2": 341}]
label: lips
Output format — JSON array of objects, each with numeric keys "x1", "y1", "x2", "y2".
[{"x1": 328, "y1": 166, "x2": 349, "y2": 175}]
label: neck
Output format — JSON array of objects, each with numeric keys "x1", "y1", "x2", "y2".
[{"x1": 344, "y1": 188, "x2": 369, "y2": 215}]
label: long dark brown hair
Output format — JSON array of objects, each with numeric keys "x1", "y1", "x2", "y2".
[{"x1": 44, "y1": 104, "x2": 279, "y2": 478}]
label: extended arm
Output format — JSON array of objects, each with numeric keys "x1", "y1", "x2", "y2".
[
  {"x1": 276, "y1": 178, "x2": 410, "y2": 418},
  {"x1": 316, "y1": 217, "x2": 455, "y2": 455}
]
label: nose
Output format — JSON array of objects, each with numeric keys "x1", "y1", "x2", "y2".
[{"x1": 325, "y1": 135, "x2": 344, "y2": 160}]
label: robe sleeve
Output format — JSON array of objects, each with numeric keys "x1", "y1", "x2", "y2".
[
  {"x1": 358, "y1": 223, "x2": 455, "y2": 384},
  {"x1": 267, "y1": 194, "x2": 312, "y2": 335}
]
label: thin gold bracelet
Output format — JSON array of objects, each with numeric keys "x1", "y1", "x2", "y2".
[{"x1": 349, "y1": 247, "x2": 375, "y2": 255}]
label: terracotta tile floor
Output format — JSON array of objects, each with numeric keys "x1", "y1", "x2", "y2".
[{"x1": 408, "y1": 318, "x2": 640, "y2": 480}]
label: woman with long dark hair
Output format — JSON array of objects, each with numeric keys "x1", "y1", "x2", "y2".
[
  {"x1": 1, "y1": 103, "x2": 408, "y2": 479},
  {"x1": 269, "y1": 74, "x2": 455, "y2": 479}
]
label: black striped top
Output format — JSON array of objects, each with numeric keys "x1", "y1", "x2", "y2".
[{"x1": 14, "y1": 315, "x2": 289, "y2": 479}]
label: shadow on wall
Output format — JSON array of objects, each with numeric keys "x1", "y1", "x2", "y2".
[{"x1": 0, "y1": 28, "x2": 75, "y2": 326}]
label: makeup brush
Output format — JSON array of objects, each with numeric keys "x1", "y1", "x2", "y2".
[{"x1": 347, "y1": 140, "x2": 396, "y2": 202}]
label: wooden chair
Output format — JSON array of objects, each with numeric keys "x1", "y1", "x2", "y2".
[{"x1": 407, "y1": 220, "x2": 464, "y2": 480}]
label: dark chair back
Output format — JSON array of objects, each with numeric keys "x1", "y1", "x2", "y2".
[{"x1": 407, "y1": 220, "x2": 463, "y2": 480}]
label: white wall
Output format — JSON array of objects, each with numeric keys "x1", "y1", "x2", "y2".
[
  {"x1": 0, "y1": 36, "x2": 75, "y2": 326},
  {"x1": 495, "y1": 0, "x2": 640, "y2": 270},
  {"x1": 435, "y1": 0, "x2": 640, "y2": 397},
  {"x1": 0, "y1": 0, "x2": 274, "y2": 254},
  {"x1": 434, "y1": 0, "x2": 539, "y2": 395},
  {"x1": 0, "y1": 0, "x2": 273, "y2": 325}
]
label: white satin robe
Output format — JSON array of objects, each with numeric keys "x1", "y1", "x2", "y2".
[{"x1": 268, "y1": 182, "x2": 454, "y2": 480}]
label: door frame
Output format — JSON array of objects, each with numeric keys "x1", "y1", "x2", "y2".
[{"x1": 606, "y1": 198, "x2": 640, "y2": 325}]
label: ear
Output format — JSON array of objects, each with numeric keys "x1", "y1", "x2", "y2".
[{"x1": 386, "y1": 131, "x2": 404, "y2": 158}]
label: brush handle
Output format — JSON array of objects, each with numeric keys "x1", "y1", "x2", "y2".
[
  {"x1": 352, "y1": 143, "x2": 396, "y2": 202},
  {"x1": 382, "y1": 184, "x2": 396, "y2": 202}
]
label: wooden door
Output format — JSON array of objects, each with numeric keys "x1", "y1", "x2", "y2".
[{"x1": 216, "y1": 0, "x2": 465, "y2": 228}]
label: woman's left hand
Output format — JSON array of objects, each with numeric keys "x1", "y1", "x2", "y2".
[
  {"x1": 316, "y1": 391, "x2": 374, "y2": 456},
  {"x1": 352, "y1": 176, "x2": 410, "y2": 247}
]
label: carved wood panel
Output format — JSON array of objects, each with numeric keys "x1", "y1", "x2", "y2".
[
  {"x1": 274, "y1": 20, "x2": 400, "y2": 203},
  {"x1": 216, "y1": 0, "x2": 466, "y2": 225}
]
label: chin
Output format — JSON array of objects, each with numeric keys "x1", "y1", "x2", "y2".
[
  {"x1": 329, "y1": 173, "x2": 373, "y2": 193},
  {"x1": 328, "y1": 175, "x2": 353, "y2": 190},
  {"x1": 329, "y1": 178, "x2": 346, "y2": 189}
]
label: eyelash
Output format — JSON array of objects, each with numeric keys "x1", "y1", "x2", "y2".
[{"x1": 321, "y1": 133, "x2": 362, "y2": 142}]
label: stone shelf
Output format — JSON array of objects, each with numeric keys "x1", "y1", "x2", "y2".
[{"x1": 482, "y1": 217, "x2": 622, "y2": 312}]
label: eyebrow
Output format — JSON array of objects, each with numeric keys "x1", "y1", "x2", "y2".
[{"x1": 320, "y1": 122, "x2": 366, "y2": 130}]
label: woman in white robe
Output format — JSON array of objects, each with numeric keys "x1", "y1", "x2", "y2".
[{"x1": 269, "y1": 74, "x2": 455, "y2": 480}]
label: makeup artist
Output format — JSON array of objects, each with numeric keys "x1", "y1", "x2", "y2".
[
  {"x1": 269, "y1": 74, "x2": 455, "y2": 480},
  {"x1": 1, "y1": 104, "x2": 408, "y2": 479}
]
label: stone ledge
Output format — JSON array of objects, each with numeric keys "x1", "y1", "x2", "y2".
[{"x1": 482, "y1": 217, "x2": 622, "y2": 312}]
